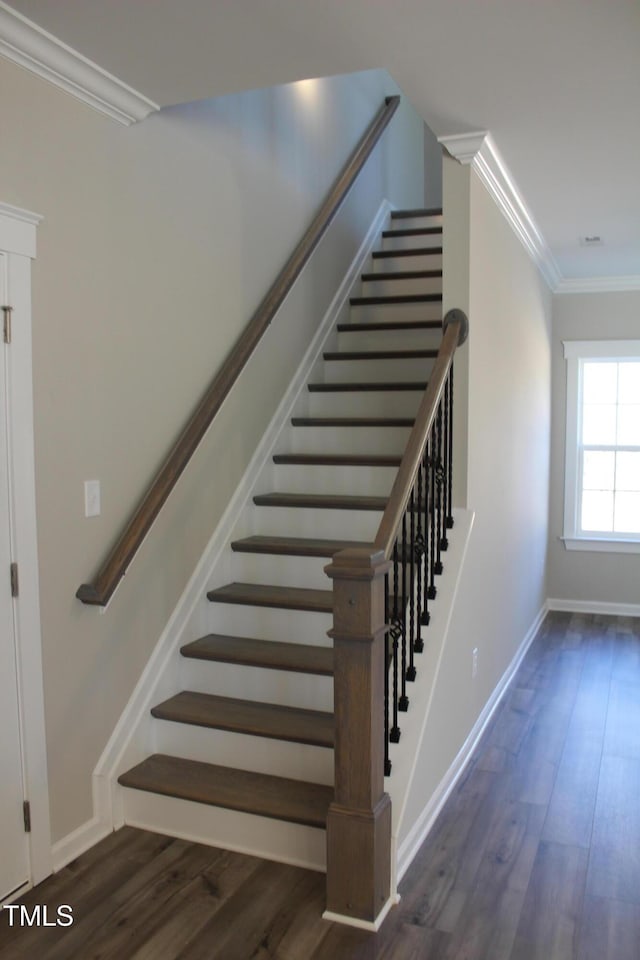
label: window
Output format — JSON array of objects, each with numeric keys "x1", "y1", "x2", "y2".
[{"x1": 563, "y1": 340, "x2": 640, "y2": 552}]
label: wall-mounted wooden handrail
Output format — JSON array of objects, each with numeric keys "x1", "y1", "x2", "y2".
[
  {"x1": 77, "y1": 95, "x2": 401, "y2": 606},
  {"x1": 373, "y1": 312, "x2": 465, "y2": 560}
]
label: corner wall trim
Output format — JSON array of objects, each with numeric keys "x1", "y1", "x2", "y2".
[
  {"x1": 554, "y1": 275, "x2": 640, "y2": 294},
  {"x1": 438, "y1": 131, "x2": 562, "y2": 291},
  {"x1": 396, "y1": 601, "x2": 548, "y2": 883},
  {"x1": 0, "y1": 2, "x2": 159, "y2": 125}
]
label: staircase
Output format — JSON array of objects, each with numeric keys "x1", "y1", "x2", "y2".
[{"x1": 118, "y1": 209, "x2": 444, "y2": 866}]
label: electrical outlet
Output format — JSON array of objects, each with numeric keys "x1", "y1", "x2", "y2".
[
  {"x1": 84, "y1": 480, "x2": 101, "y2": 518},
  {"x1": 472, "y1": 647, "x2": 479, "y2": 679}
]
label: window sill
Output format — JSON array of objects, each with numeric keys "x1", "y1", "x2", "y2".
[{"x1": 562, "y1": 536, "x2": 640, "y2": 554}]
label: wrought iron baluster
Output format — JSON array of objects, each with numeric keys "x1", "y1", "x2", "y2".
[
  {"x1": 384, "y1": 574, "x2": 391, "y2": 775},
  {"x1": 407, "y1": 489, "x2": 417, "y2": 680},
  {"x1": 428, "y1": 432, "x2": 437, "y2": 600},
  {"x1": 399, "y1": 512, "x2": 409, "y2": 711},
  {"x1": 390, "y1": 540, "x2": 401, "y2": 742},
  {"x1": 441, "y1": 373, "x2": 450, "y2": 551},
  {"x1": 434, "y1": 400, "x2": 444, "y2": 576},
  {"x1": 447, "y1": 365, "x2": 455, "y2": 529},
  {"x1": 415, "y1": 462, "x2": 426, "y2": 644}
]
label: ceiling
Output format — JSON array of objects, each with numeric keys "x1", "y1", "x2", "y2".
[{"x1": 6, "y1": 0, "x2": 640, "y2": 284}]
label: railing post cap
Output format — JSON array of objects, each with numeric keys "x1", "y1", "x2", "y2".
[
  {"x1": 443, "y1": 308, "x2": 469, "y2": 346},
  {"x1": 324, "y1": 547, "x2": 390, "y2": 581}
]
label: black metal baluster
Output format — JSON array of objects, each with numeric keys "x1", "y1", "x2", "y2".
[
  {"x1": 384, "y1": 574, "x2": 391, "y2": 775},
  {"x1": 428, "y1": 432, "x2": 437, "y2": 600},
  {"x1": 399, "y1": 511, "x2": 409, "y2": 710},
  {"x1": 390, "y1": 540, "x2": 401, "y2": 742},
  {"x1": 434, "y1": 400, "x2": 444, "y2": 576},
  {"x1": 415, "y1": 462, "x2": 426, "y2": 644},
  {"x1": 407, "y1": 489, "x2": 417, "y2": 680},
  {"x1": 441, "y1": 373, "x2": 450, "y2": 551},
  {"x1": 447, "y1": 365, "x2": 455, "y2": 530}
]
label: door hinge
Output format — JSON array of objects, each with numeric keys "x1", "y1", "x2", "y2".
[
  {"x1": 23, "y1": 801, "x2": 31, "y2": 833},
  {"x1": 2, "y1": 305, "x2": 12, "y2": 345},
  {"x1": 10, "y1": 562, "x2": 19, "y2": 597}
]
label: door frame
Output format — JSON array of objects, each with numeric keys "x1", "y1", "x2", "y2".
[{"x1": 0, "y1": 202, "x2": 52, "y2": 895}]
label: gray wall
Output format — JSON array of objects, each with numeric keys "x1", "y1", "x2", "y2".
[
  {"x1": 0, "y1": 61, "x2": 425, "y2": 842},
  {"x1": 547, "y1": 290, "x2": 640, "y2": 605},
  {"x1": 401, "y1": 159, "x2": 552, "y2": 842}
]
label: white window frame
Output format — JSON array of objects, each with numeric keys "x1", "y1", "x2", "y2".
[{"x1": 563, "y1": 339, "x2": 640, "y2": 553}]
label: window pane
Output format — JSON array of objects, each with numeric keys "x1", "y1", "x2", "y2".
[
  {"x1": 581, "y1": 490, "x2": 613, "y2": 532},
  {"x1": 583, "y1": 450, "x2": 615, "y2": 490},
  {"x1": 582, "y1": 404, "x2": 616, "y2": 445},
  {"x1": 617, "y1": 406, "x2": 640, "y2": 446},
  {"x1": 583, "y1": 361, "x2": 617, "y2": 404},
  {"x1": 618, "y1": 363, "x2": 640, "y2": 404},
  {"x1": 616, "y1": 452, "x2": 640, "y2": 491},
  {"x1": 614, "y1": 493, "x2": 640, "y2": 534}
]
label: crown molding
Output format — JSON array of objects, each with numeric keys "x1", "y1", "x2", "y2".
[
  {"x1": 439, "y1": 130, "x2": 562, "y2": 291},
  {"x1": 554, "y1": 275, "x2": 640, "y2": 295},
  {"x1": 0, "y1": 2, "x2": 159, "y2": 125}
]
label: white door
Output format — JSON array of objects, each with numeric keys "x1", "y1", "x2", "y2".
[{"x1": 0, "y1": 251, "x2": 30, "y2": 900}]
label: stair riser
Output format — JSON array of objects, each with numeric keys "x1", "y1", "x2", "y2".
[
  {"x1": 322, "y1": 357, "x2": 435, "y2": 383},
  {"x1": 289, "y1": 424, "x2": 412, "y2": 455},
  {"x1": 120, "y1": 790, "x2": 328, "y2": 871},
  {"x1": 359, "y1": 275, "x2": 442, "y2": 296},
  {"x1": 336, "y1": 327, "x2": 442, "y2": 352},
  {"x1": 382, "y1": 232, "x2": 442, "y2": 251},
  {"x1": 371, "y1": 252, "x2": 443, "y2": 272},
  {"x1": 273, "y1": 463, "x2": 397, "y2": 496},
  {"x1": 307, "y1": 391, "x2": 421, "y2": 419},
  {"x1": 229, "y1": 550, "x2": 340, "y2": 591},
  {"x1": 250, "y1": 503, "x2": 382, "y2": 544},
  {"x1": 348, "y1": 301, "x2": 442, "y2": 324},
  {"x1": 180, "y1": 656, "x2": 333, "y2": 711},
  {"x1": 390, "y1": 213, "x2": 443, "y2": 230},
  {"x1": 205, "y1": 603, "x2": 333, "y2": 646}
]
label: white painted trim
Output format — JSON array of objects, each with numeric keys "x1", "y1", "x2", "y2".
[
  {"x1": 396, "y1": 602, "x2": 548, "y2": 883},
  {"x1": 91, "y1": 199, "x2": 394, "y2": 832},
  {"x1": 439, "y1": 131, "x2": 562, "y2": 291},
  {"x1": 1, "y1": 205, "x2": 52, "y2": 886},
  {"x1": 555, "y1": 276, "x2": 640, "y2": 294},
  {"x1": 323, "y1": 894, "x2": 398, "y2": 932},
  {"x1": 0, "y1": 2, "x2": 159, "y2": 125},
  {"x1": 51, "y1": 816, "x2": 112, "y2": 873},
  {"x1": 547, "y1": 598, "x2": 640, "y2": 619},
  {"x1": 562, "y1": 537, "x2": 640, "y2": 554},
  {"x1": 0, "y1": 203, "x2": 42, "y2": 259}
]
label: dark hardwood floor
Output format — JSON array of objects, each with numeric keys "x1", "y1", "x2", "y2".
[{"x1": 2, "y1": 611, "x2": 639, "y2": 959}]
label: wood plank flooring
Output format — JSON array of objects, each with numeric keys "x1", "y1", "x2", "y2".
[{"x1": 2, "y1": 612, "x2": 640, "y2": 959}]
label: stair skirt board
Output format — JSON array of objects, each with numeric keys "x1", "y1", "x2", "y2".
[{"x1": 93, "y1": 197, "x2": 451, "y2": 878}]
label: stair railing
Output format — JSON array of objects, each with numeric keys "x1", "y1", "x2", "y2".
[
  {"x1": 77, "y1": 95, "x2": 401, "y2": 606},
  {"x1": 324, "y1": 307, "x2": 468, "y2": 925}
]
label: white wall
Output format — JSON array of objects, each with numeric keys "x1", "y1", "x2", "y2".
[
  {"x1": 0, "y1": 60, "x2": 425, "y2": 844},
  {"x1": 399, "y1": 159, "x2": 552, "y2": 843},
  {"x1": 547, "y1": 290, "x2": 640, "y2": 607}
]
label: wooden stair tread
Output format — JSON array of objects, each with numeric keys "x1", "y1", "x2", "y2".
[
  {"x1": 181, "y1": 633, "x2": 333, "y2": 675},
  {"x1": 349, "y1": 293, "x2": 442, "y2": 305},
  {"x1": 323, "y1": 349, "x2": 438, "y2": 361},
  {"x1": 382, "y1": 226, "x2": 442, "y2": 238},
  {"x1": 118, "y1": 754, "x2": 333, "y2": 828},
  {"x1": 308, "y1": 380, "x2": 427, "y2": 393},
  {"x1": 207, "y1": 581, "x2": 334, "y2": 613},
  {"x1": 273, "y1": 453, "x2": 401, "y2": 466},
  {"x1": 391, "y1": 207, "x2": 442, "y2": 219},
  {"x1": 150, "y1": 691, "x2": 334, "y2": 746},
  {"x1": 231, "y1": 534, "x2": 372, "y2": 557},
  {"x1": 336, "y1": 320, "x2": 441, "y2": 332},
  {"x1": 372, "y1": 246, "x2": 443, "y2": 258},
  {"x1": 360, "y1": 270, "x2": 442, "y2": 281},
  {"x1": 291, "y1": 416, "x2": 415, "y2": 427},
  {"x1": 253, "y1": 492, "x2": 387, "y2": 511}
]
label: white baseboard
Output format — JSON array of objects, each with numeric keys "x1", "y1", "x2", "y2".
[
  {"x1": 323, "y1": 893, "x2": 398, "y2": 932},
  {"x1": 547, "y1": 597, "x2": 640, "y2": 618},
  {"x1": 51, "y1": 815, "x2": 113, "y2": 873},
  {"x1": 395, "y1": 601, "x2": 548, "y2": 883}
]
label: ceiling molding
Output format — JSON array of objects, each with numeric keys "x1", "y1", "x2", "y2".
[
  {"x1": 554, "y1": 275, "x2": 640, "y2": 295},
  {"x1": 439, "y1": 130, "x2": 562, "y2": 291},
  {"x1": 0, "y1": 2, "x2": 159, "y2": 125}
]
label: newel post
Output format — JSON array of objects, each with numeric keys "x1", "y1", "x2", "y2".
[{"x1": 323, "y1": 547, "x2": 392, "y2": 928}]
